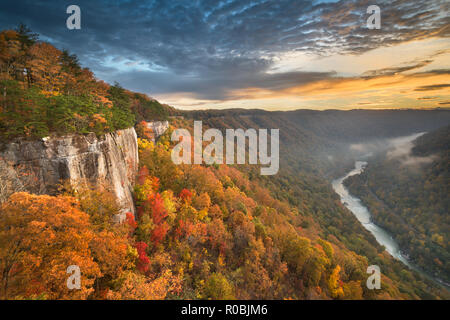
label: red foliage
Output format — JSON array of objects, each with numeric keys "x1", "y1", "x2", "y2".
[
  {"x1": 151, "y1": 193, "x2": 167, "y2": 225},
  {"x1": 151, "y1": 222, "x2": 169, "y2": 246},
  {"x1": 174, "y1": 219, "x2": 197, "y2": 240},
  {"x1": 150, "y1": 177, "x2": 160, "y2": 191},
  {"x1": 179, "y1": 189, "x2": 193, "y2": 203},
  {"x1": 175, "y1": 220, "x2": 185, "y2": 239},
  {"x1": 135, "y1": 241, "x2": 150, "y2": 273},
  {"x1": 125, "y1": 212, "x2": 137, "y2": 233}
]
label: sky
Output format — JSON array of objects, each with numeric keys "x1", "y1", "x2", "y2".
[{"x1": 0, "y1": 0, "x2": 449, "y2": 110}]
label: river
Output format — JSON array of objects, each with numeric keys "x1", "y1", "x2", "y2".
[{"x1": 332, "y1": 160, "x2": 449, "y2": 290}]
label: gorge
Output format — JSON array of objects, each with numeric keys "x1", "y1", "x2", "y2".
[{"x1": 333, "y1": 160, "x2": 449, "y2": 290}]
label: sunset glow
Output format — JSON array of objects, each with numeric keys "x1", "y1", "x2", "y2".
[{"x1": 1, "y1": 0, "x2": 448, "y2": 110}]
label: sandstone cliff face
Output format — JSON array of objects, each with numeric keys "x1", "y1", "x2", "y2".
[
  {"x1": 145, "y1": 121, "x2": 169, "y2": 142},
  {"x1": 0, "y1": 128, "x2": 138, "y2": 221}
]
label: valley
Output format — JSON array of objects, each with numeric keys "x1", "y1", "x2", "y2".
[
  {"x1": 344, "y1": 126, "x2": 450, "y2": 286},
  {"x1": 334, "y1": 160, "x2": 449, "y2": 290}
]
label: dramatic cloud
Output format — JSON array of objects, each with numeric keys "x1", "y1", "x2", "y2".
[
  {"x1": 0, "y1": 0, "x2": 448, "y2": 108},
  {"x1": 415, "y1": 84, "x2": 450, "y2": 91},
  {"x1": 361, "y1": 60, "x2": 434, "y2": 78},
  {"x1": 417, "y1": 96, "x2": 437, "y2": 100}
]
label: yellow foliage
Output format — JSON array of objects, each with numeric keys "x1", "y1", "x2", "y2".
[
  {"x1": 328, "y1": 265, "x2": 344, "y2": 299},
  {"x1": 107, "y1": 270, "x2": 181, "y2": 300}
]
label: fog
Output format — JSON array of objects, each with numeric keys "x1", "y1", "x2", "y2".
[
  {"x1": 386, "y1": 133, "x2": 437, "y2": 166},
  {"x1": 348, "y1": 132, "x2": 436, "y2": 167}
]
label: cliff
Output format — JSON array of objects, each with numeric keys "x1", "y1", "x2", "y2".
[
  {"x1": 0, "y1": 128, "x2": 138, "y2": 221},
  {"x1": 145, "y1": 121, "x2": 170, "y2": 142}
]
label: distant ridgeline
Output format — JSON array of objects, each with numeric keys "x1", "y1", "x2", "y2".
[
  {"x1": 181, "y1": 108, "x2": 450, "y2": 180},
  {"x1": 0, "y1": 26, "x2": 172, "y2": 140}
]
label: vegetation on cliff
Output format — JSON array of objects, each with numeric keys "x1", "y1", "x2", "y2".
[{"x1": 0, "y1": 25, "x2": 170, "y2": 140}]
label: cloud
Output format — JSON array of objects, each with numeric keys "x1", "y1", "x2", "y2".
[
  {"x1": 417, "y1": 96, "x2": 437, "y2": 100},
  {"x1": 0, "y1": 0, "x2": 448, "y2": 107},
  {"x1": 414, "y1": 84, "x2": 450, "y2": 91},
  {"x1": 257, "y1": 68, "x2": 450, "y2": 99},
  {"x1": 361, "y1": 60, "x2": 434, "y2": 78}
]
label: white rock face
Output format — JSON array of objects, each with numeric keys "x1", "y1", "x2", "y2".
[
  {"x1": 145, "y1": 121, "x2": 169, "y2": 142},
  {"x1": 0, "y1": 128, "x2": 138, "y2": 221}
]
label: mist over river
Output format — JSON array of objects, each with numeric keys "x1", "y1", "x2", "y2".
[{"x1": 332, "y1": 161, "x2": 449, "y2": 290}]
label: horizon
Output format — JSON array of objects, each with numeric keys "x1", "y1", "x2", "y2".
[
  {"x1": 0, "y1": 0, "x2": 449, "y2": 110},
  {"x1": 177, "y1": 106, "x2": 450, "y2": 112}
]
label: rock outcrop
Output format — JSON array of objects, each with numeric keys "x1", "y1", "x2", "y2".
[
  {"x1": 145, "y1": 121, "x2": 169, "y2": 142},
  {"x1": 0, "y1": 128, "x2": 138, "y2": 221}
]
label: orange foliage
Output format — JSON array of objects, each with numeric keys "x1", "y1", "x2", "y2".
[
  {"x1": 136, "y1": 121, "x2": 154, "y2": 140},
  {"x1": 28, "y1": 43, "x2": 64, "y2": 94},
  {"x1": 0, "y1": 193, "x2": 100, "y2": 299},
  {"x1": 92, "y1": 113, "x2": 107, "y2": 124},
  {"x1": 0, "y1": 191, "x2": 133, "y2": 299},
  {"x1": 151, "y1": 223, "x2": 170, "y2": 246}
]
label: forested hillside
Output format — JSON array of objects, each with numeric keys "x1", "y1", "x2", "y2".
[
  {"x1": 184, "y1": 108, "x2": 450, "y2": 204},
  {"x1": 173, "y1": 114, "x2": 450, "y2": 299},
  {"x1": 4, "y1": 121, "x2": 443, "y2": 299},
  {"x1": 344, "y1": 126, "x2": 450, "y2": 283},
  {"x1": 0, "y1": 26, "x2": 170, "y2": 140}
]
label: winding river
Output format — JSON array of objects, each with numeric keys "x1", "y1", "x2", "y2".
[{"x1": 332, "y1": 160, "x2": 449, "y2": 290}]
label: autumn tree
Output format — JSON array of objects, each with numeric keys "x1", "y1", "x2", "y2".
[
  {"x1": 0, "y1": 193, "x2": 101, "y2": 299},
  {"x1": 28, "y1": 42, "x2": 64, "y2": 94},
  {"x1": 107, "y1": 270, "x2": 181, "y2": 300},
  {"x1": 135, "y1": 242, "x2": 151, "y2": 273},
  {"x1": 0, "y1": 192, "x2": 133, "y2": 299},
  {"x1": 136, "y1": 120, "x2": 154, "y2": 140},
  {"x1": 0, "y1": 30, "x2": 22, "y2": 82},
  {"x1": 328, "y1": 265, "x2": 344, "y2": 298},
  {"x1": 202, "y1": 273, "x2": 235, "y2": 300}
]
